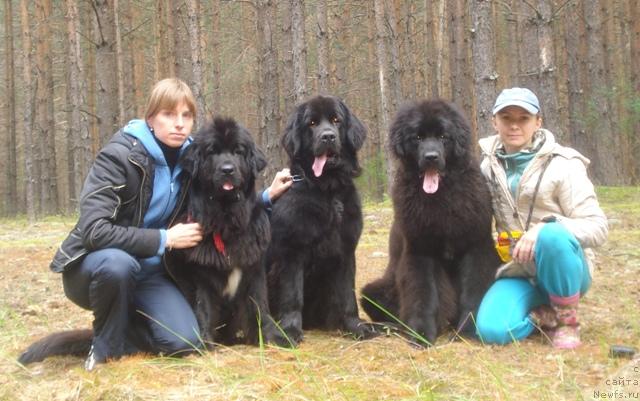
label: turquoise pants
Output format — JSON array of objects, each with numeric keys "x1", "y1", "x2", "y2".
[{"x1": 475, "y1": 223, "x2": 591, "y2": 345}]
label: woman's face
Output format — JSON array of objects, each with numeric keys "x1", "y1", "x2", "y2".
[
  {"x1": 492, "y1": 105, "x2": 542, "y2": 154},
  {"x1": 147, "y1": 101, "x2": 194, "y2": 148}
]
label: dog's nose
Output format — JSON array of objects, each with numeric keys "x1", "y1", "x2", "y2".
[
  {"x1": 221, "y1": 164, "x2": 235, "y2": 175},
  {"x1": 423, "y1": 152, "x2": 439, "y2": 162},
  {"x1": 321, "y1": 132, "x2": 336, "y2": 142}
]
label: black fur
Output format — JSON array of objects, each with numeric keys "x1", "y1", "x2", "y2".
[
  {"x1": 18, "y1": 329, "x2": 93, "y2": 365},
  {"x1": 361, "y1": 100, "x2": 500, "y2": 345},
  {"x1": 165, "y1": 117, "x2": 288, "y2": 347},
  {"x1": 267, "y1": 95, "x2": 375, "y2": 345}
]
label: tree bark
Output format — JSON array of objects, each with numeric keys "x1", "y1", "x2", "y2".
[
  {"x1": 35, "y1": 0, "x2": 57, "y2": 214},
  {"x1": 66, "y1": 0, "x2": 92, "y2": 212},
  {"x1": 396, "y1": 0, "x2": 416, "y2": 100},
  {"x1": 256, "y1": 0, "x2": 282, "y2": 184},
  {"x1": 209, "y1": 0, "x2": 221, "y2": 116},
  {"x1": 469, "y1": 0, "x2": 497, "y2": 139},
  {"x1": 374, "y1": 0, "x2": 395, "y2": 190},
  {"x1": 172, "y1": 0, "x2": 192, "y2": 84},
  {"x1": 113, "y1": 0, "x2": 125, "y2": 126},
  {"x1": 280, "y1": 1, "x2": 294, "y2": 113},
  {"x1": 93, "y1": 0, "x2": 119, "y2": 146},
  {"x1": 366, "y1": 1, "x2": 384, "y2": 201},
  {"x1": 291, "y1": 0, "x2": 307, "y2": 104},
  {"x1": 449, "y1": 0, "x2": 472, "y2": 118},
  {"x1": 4, "y1": 0, "x2": 18, "y2": 215},
  {"x1": 20, "y1": 0, "x2": 37, "y2": 222},
  {"x1": 316, "y1": 0, "x2": 329, "y2": 93},
  {"x1": 583, "y1": 0, "x2": 622, "y2": 184},
  {"x1": 186, "y1": 0, "x2": 206, "y2": 129}
]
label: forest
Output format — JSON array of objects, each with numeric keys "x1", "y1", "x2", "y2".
[{"x1": 1, "y1": 0, "x2": 639, "y2": 219}]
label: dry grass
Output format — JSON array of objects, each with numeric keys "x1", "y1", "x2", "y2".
[{"x1": 1, "y1": 187, "x2": 639, "y2": 401}]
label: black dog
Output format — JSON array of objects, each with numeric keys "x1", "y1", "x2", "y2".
[
  {"x1": 266, "y1": 95, "x2": 374, "y2": 345},
  {"x1": 361, "y1": 100, "x2": 500, "y2": 345},
  {"x1": 164, "y1": 117, "x2": 288, "y2": 347}
]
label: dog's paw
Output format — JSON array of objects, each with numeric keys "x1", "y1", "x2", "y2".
[
  {"x1": 343, "y1": 318, "x2": 380, "y2": 340},
  {"x1": 264, "y1": 327, "x2": 298, "y2": 348}
]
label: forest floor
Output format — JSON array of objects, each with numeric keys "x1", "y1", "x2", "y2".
[{"x1": 1, "y1": 187, "x2": 639, "y2": 401}]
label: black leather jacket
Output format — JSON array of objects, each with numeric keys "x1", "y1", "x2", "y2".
[{"x1": 50, "y1": 130, "x2": 187, "y2": 273}]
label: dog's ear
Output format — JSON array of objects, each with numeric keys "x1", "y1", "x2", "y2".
[
  {"x1": 249, "y1": 143, "x2": 268, "y2": 175},
  {"x1": 442, "y1": 113, "x2": 471, "y2": 161},
  {"x1": 389, "y1": 109, "x2": 409, "y2": 159},
  {"x1": 180, "y1": 142, "x2": 199, "y2": 177},
  {"x1": 281, "y1": 105, "x2": 304, "y2": 158},
  {"x1": 339, "y1": 99, "x2": 366, "y2": 151}
]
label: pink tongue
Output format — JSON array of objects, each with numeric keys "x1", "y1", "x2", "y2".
[
  {"x1": 312, "y1": 154, "x2": 328, "y2": 177},
  {"x1": 223, "y1": 182, "x2": 234, "y2": 191},
  {"x1": 422, "y1": 171, "x2": 439, "y2": 194}
]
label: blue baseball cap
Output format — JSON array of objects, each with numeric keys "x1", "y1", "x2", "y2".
[{"x1": 492, "y1": 87, "x2": 540, "y2": 115}]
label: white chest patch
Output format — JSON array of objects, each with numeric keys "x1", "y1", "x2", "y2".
[{"x1": 223, "y1": 268, "x2": 242, "y2": 298}]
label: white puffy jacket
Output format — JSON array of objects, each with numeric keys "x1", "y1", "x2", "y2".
[{"x1": 479, "y1": 129, "x2": 608, "y2": 278}]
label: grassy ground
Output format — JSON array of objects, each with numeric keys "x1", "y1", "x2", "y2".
[{"x1": 1, "y1": 187, "x2": 639, "y2": 401}]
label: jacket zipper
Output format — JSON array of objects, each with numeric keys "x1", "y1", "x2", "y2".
[{"x1": 127, "y1": 155, "x2": 147, "y2": 227}]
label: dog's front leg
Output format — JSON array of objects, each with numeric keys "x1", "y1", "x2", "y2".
[
  {"x1": 397, "y1": 253, "x2": 439, "y2": 347},
  {"x1": 269, "y1": 257, "x2": 305, "y2": 346},
  {"x1": 195, "y1": 286, "x2": 221, "y2": 349}
]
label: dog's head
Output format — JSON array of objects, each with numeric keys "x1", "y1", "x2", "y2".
[
  {"x1": 390, "y1": 100, "x2": 472, "y2": 194},
  {"x1": 282, "y1": 95, "x2": 366, "y2": 178},
  {"x1": 181, "y1": 117, "x2": 267, "y2": 202}
]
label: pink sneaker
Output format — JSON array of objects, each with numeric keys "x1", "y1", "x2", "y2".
[{"x1": 551, "y1": 324, "x2": 581, "y2": 349}]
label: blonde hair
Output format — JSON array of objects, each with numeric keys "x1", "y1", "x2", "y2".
[{"x1": 144, "y1": 78, "x2": 196, "y2": 120}]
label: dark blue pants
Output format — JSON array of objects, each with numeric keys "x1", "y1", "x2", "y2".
[{"x1": 62, "y1": 248, "x2": 200, "y2": 360}]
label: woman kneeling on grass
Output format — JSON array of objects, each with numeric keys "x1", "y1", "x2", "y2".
[
  {"x1": 475, "y1": 87, "x2": 608, "y2": 349},
  {"x1": 20, "y1": 78, "x2": 292, "y2": 370}
]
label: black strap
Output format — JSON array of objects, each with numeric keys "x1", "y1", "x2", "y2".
[{"x1": 524, "y1": 155, "x2": 555, "y2": 230}]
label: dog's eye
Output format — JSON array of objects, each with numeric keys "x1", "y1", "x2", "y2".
[
  {"x1": 309, "y1": 120, "x2": 316, "y2": 127},
  {"x1": 234, "y1": 148, "x2": 245, "y2": 156},
  {"x1": 439, "y1": 134, "x2": 446, "y2": 140},
  {"x1": 332, "y1": 117, "x2": 340, "y2": 124}
]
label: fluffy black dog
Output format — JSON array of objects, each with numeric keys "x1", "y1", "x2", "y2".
[
  {"x1": 361, "y1": 100, "x2": 500, "y2": 345},
  {"x1": 266, "y1": 95, "x2": 374, "y2": 345},
  {"x1": 164, "y1": 117, "x2": 287, "y2": 347}
]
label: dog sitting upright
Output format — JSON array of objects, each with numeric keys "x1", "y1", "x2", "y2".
[{"x1": 164, "y1": 117, "x2": 288, "y2": 348}]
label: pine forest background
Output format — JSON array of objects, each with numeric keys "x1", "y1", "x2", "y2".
[{"x1": 1, "y1": 0, "x2": 639, "y2": 220}]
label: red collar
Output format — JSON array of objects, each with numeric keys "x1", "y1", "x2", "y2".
[{"x1": 187, "y1": 212, "x2": 226, "y2": 256}]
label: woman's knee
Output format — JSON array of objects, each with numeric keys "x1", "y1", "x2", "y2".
[
  {"x1": 536, "y1": 223, "x2": 578, "y2": 257},
  {"x1": 91, "y1": 249, "x2": 140, "y2": 286}
]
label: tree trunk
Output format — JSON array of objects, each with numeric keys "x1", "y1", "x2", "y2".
[
  {"x1": 374, "y1": 0, "x2": 395, "y2": 190},
  {"x1": 396, "y1": 0, "x2": 416, "y2": 100},
  {"x1": 385, "y1": 1, "x2": 402, "y2": 110},
  {"x1": 66, "y1": 0, "x2": 92, "y2": 212},
  {"x1": 366, "y1": 1, "x2": 384, "y2": 202},
  {"x1": 280, "y1": 1, "x2": 294, "y2": 113},
  {"x1": 113, "y1": 0, "x2": 125, "y2": 126},
  {"x1": 186, "y1": 0, "x2": 206, "y2": 129},
  {"x1": 209, "y1": 0, "x2": 221, "y2": 117},
  {"x1": 316, "y1": 0, "x2": 329, "y2": 93},
  {"x1": 4, "y1": 0, "x2": 18, "y2": 215},
  {"x1": 583, "y1": 0, "x2": 621, "y2": 184},
  {"x1": 256, "y1": 0, "x2": 282, "y2": 185},
  {"x1": 20, "y1": 0, "x2": 37, "y2": 222},
  {"x1": 449, "y1": 0, "x2": 472, "y2": 118},
  {"x1": 35, "y1": 0, "x2": 57, "y2": 214},
  {"x1": 93, "y1": 0, "x2": 119, "y2": 146},
  {"x1": 172, "y1": 0, "x2": 192, "y2": 84},
  {"x1": 469, "y1": 0, "x2": 497, "y2": 139},
  {"x1": 291, "y1": 0, "x2": 307, "y2": 104},
  {"x1": 425, "y1": 0, "x2": 446, "y2": 97}
]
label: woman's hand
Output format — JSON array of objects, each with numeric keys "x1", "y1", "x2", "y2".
[
  {"x1": 267, "y1": 168, "x2": 293, "y2": 202},
  {"x1": 166, "y1": 222, "x2": 203, "y2": 250},
  {"x1": 511, "y1": 223, "x2": 544, "y2": 264}
]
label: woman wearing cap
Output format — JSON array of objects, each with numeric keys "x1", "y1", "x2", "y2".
[
  {"x1": 475, "y1": 87, "x2": 608, "y2": 349},
  {"x1": 38, "y1": 78, "x2": 292, "y2": 370}
]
